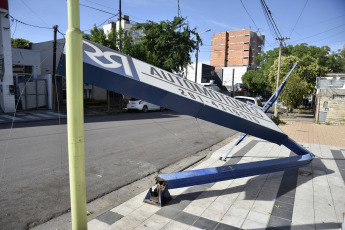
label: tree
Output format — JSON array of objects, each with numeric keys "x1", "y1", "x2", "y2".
[
  {"x1": 267, "y1": 56, "x2": 309, "y2": 110},
  {"x1": 11, "y1": 38, "x2": 30, "y2": 48},
  {"x1": 133, "y1": 16, "x2": 200, "y2": 73},
  {"x1": 326, "y1": 49, "x2": 345, "y2": 73},
  {"x1": 241, "y1": 70, "x2": 266, "y2": 94},
  {"x1": 256, "y1": 43, "x2": 344, "y2": 76}
]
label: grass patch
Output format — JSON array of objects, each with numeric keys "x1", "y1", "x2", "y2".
[{"x1": 272, "y1": 115, "x2": 286, "y2": 125}]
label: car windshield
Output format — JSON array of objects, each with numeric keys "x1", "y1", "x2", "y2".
[{"x1": 130, "y1": 98, "x2": 139, "y2": 101}]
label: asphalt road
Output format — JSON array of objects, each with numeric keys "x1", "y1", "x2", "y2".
[{"x1": 0, "y1": 110, "x2": 236, "y2": 229}]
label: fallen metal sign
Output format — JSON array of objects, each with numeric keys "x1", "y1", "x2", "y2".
[
  {"x1": 57, "y1": 39, "x2": 314, "y2": 207},
  {"x1": 58, "y1": 39, "x2": 286, "y2": 145}
]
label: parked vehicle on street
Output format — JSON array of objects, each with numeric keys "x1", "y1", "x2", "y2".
[
  {"x1": 234, "y1": 96, "x2": 262, "y2": 107},
  {"x1": 234, "y1": 83, "x2": 247, "y2": 91},
  {"x1": 126, "y1": 98, "x2": 163, "y2": 112}
]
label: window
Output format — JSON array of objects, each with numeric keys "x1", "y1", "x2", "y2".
[{"x1": 333, "y1": 95, "x2": 345, "y2": 101}]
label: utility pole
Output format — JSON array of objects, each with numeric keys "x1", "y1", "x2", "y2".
[
  {"x1": 66, "y1": 0, "x2": 87, "y2": 228},
  {"x1": 52, "y1": 25, "x2": 58, "y2": 111},
  {"x1": 195, "y1": 39, "x2": 199, "y2": 83},
  {"x1": 118, "y1": 0, "x2": 122, "y2": 51},
  {"x1": 274, "y1": 37, "x2": 289, "y2": 117},
  {"x1": 232, "y1": 68, "x2": 235, "y2": 97},
  {"x1": 194, "y1": 29, "x2": 211, "y2": 83}
]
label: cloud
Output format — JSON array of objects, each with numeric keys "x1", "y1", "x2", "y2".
[{"x1": 206, "y1": 19, "x2": 240, "y2": 30}]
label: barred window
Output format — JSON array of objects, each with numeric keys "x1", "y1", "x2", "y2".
[{"x1": 333, "y1": 95, "x2": 345, "y2": 101}]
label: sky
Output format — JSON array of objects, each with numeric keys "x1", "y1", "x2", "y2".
[{"x1": 8, "y1": 0, "x2": 345, "y2": 64}]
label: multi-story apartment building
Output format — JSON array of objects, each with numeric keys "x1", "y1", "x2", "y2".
[{"x1": 210, "y1": 29, "x2": 265, "y2": 70}]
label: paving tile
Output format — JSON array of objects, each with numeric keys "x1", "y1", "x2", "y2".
[
  {"x1": 241, "y1": 218, "x2": 266, "y2": 229},
  {"x1": 246, "y1": 210, "x2": 270, "y2": 224},
  {"x1": 96, "y1": 211, "x2": 123, "y2": 225},
  {"x1": 220, "y1": 215, "x2": 245, "y2": 228},
  {"x1": 134, "y1": 214, "x2": 171, "y2": 230},
  {"x1": 276, "y1": 194, "x2": 295, "y2": 205},
  {"x1": 192, "y1": 216, "x2": 218, "y2": 230},
  {"x1": 251, "y1": 200, "x2": 275, "y2": 215},
  {"x1": 88, "y1": 219, "x2": 110, "y2": 230},
  {"x1": 207, "y1": 201, "x2": 231, "y2": 216},
  {"x1": 183, "y1": 202, "x2": 207, "y2": 216},
  {"x1": 271, "y1": 207, "x2": 293, "y2": 221},
  {"x1": 156, "y1": 206, "x2": 181, "y2": 219},
  {"x1": 215, "y1": 222, "x2": 239, "y2": 230},
  {"x1": 107, "y1": 215, "x2": 141, "y2": 230},
  {"x1": 226, "y1": 205, "x2": 250, "y2": 219},
  {"x1": 268, "y1": 216, "x2": 291, "y2": 230},
  {"x1": 291, "y1": 224, "x2": 315, "y2": 230},
  {"x1": 166, "y1": 195, "x2": 193, "y2": 211},
  {"x1": 160, "y1": 220, "x2": 190, "y2": 230},
  {"x1": 173, "y1": 211, "x2": 199, "y2": 225},
  {"x1": 110, "y1": 202, "x2": 135, "y2": 216},
  {"x1": 190, "y1": 197, "x2": 214, "y2": 209},
  {"x1": 200, "y1": 207, "x2": 225, "y2": 222}
]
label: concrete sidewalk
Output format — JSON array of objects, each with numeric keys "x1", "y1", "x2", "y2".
[{"x1": 35, "y1": 122, "x2": 345, "y2": 230}]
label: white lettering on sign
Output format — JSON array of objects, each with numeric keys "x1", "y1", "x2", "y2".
[{"x1": 83, "y1": 40, "x2": 133, "y2": 77}]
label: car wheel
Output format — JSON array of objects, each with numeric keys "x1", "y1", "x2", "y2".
[{"x1": 142, "y1": 105, "x2": 148, "y2": 113}]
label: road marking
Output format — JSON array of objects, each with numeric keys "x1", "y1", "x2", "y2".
[
  {"x1": 46, "y1": 111, "x2": 66, "y2": 117},
  {"x1": 30, "y1": 113, "x2": 54, "y2": 118},
  {"x1": 24, "y1": 115, "x2": 41, "y2": 120},
  {"x1": 0, "y1": 115, "x2": 24, "y2": 121}
]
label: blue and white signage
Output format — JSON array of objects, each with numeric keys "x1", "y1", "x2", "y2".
[{"x1": 58, "y1": 39, "x2": 287, "y2": 144}]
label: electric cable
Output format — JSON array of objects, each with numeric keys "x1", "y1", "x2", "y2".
[
  {"x1": 239, "y1": 0, "x2": 260, "y2": 31},
  {"x1": 289, "y1": 0, "x2": 309, "y2": 37},
  {"x1": 290, "y1": 23, "x2": 345, "y2": 43},
  {"x1": 9, "y1": 15, "x2": 52, "y2": 30}
]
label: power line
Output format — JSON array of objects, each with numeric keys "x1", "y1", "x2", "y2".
[
  {"x1": 289, "y1": 28, "x2": 345, "y2": 45},
  {"x1": 290, "y1": 23, "x2": 345, "y2": 43},
  {"x1": 239, "y1": 0, "x2": 259, "y2": 30},
  {"x1": 20, "y1": 0, "x2": 49, "y2": 27},
  {"x1": 9, "y1": 15, "x2": 52, "y2": 29},
  {"x1": 289, "y1": 0, "x2": 309, "y2": 37},
  {"x1": 79, "y1": 3, "x2": 117, "y2": 16},
  {"x1": 82, "y1": 0, "x2": 116, "y2": 11},
  {"x1": 260, "y1": 1, "x2": 279, "y2": 39}
]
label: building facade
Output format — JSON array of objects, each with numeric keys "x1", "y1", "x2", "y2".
[
  {"x1": 315, "y1": 75, "x2": 345, "y2": 124},
  {"x1": 210, "y1": 29, "x2": 264, "y2": 70},
  {"x1": 103, "y1": 15, "x2": 141, "y2": 39}
]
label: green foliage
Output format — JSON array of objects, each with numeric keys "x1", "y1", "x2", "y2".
[
  {"x1": 83, "y1": 17, "x2": 199, "y2": 73},
  {"x1": 256, "y1": 43, "x2": 344, "y2": 75},
  {"x1": 267, "y1": 56, "x2": 309, "y2": 109},
  {"x1": 241, "y1": 70, "x2": 266, "y2": 94},
  {"x1": 133, "y1": 16, "x2": 199, "y2": 72},
  {"x1": 11, "y1": 38, "x2": 30, "y2": 48},
  {"x1": 326, "y1": 49, "x2": 345, "y2": 73},
  {"x1": 271, "y1": 115, "x2": 286, "y2": 126}
]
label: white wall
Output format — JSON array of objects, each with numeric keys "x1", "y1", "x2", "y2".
[
  {"x1": 37, "y1": 74, "x2": 52, "y2": 109},
  {"x1": 0, "y1": 10, "x2": 15, "y2": 113},
  {"x1": 222, "y1": 67, "x2": 247, "y2": 87},
  {"x1": 12, "y1": 48, "x2": 41, "y2": 75},
  {"x1": 31, "y1": 38, "x2": 65, "y2": 75},
  {"x1": 183, "y1": 63, "x2": 203, "y2": 83}
]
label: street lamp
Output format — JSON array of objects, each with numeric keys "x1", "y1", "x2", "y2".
[{"x1": 194, "y1": 29, "x2": 211, "y2": 83}]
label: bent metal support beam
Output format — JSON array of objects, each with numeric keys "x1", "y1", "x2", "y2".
[{"x1": 57, "y1": 40, "x2": 315, "y2": 206}]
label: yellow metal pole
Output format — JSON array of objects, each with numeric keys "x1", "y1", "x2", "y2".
[{"x1": 66, "y1": 0, "x2": 87, "y2": 229}]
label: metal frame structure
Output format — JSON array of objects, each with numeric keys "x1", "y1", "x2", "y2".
[
  {"x1": 220, "y1": 61, "x2": 298, "y2": 161},
  {"x1": 57, "y1": 41, "x2": 314, "y2": 207}
]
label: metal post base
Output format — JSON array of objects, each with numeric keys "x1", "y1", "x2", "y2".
[{"x1": 143, "y1": 183, "x2": 172, "y2": 207}]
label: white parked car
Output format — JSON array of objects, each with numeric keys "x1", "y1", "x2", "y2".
[
  {"x1": 234, "y1": 96, "x2": 262, "y2": 107},
  {"x1": 126, "y1": 98, "x2": 163, "y2": 112}
]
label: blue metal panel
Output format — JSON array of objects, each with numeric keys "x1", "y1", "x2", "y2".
[
  {"x1": 56, "y1": 40, "x2": 315, "y2": 207},
  {"x1": 57, "y1": 40, "x2": 286, "y2": 145},
  {"x1": 157, "y1": 152, "x2": 314, "y2": 190}
]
